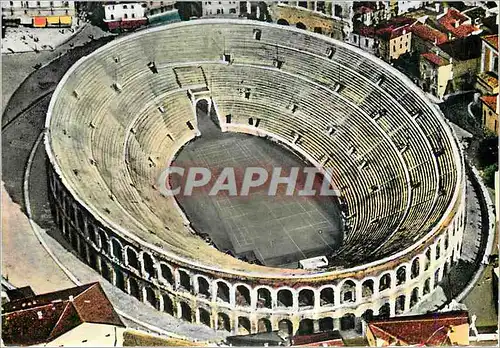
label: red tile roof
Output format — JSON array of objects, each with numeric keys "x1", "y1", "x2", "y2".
[
  {"x1": 410, "y1": 23, "x2": 448, "y2": 45},
  {"x1": 438, "y1": 8, "x2": 478, "y2": 38},
  {"x1": 2, "y1": 282, "x2": 124, "y2": 346},
  {"x1": 374, "y1": 17, "x2": 415, "y2": 40},
  {"x1": 421, "y1": 52, "x2": 450, "y2": 66},
  {"x1": 481, "y1": 95, "x2": 499, "y2": 113},
  {"x1": 482, "y1": 34, "x2": 499, "y2": 51},
  {"x1": 368, "y1": 311, "x2": 469, "y2": 346}
]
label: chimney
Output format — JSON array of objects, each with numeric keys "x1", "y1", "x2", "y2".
[
  {"x1": 444, "y1": 7, "x2": 449, "y2": 14},
  {"x1": 69, "y1": 295, "x2": 74, "y2": 302},
  {"x1": 435, "y1": 3, "x2": 440, "y2": 13},
  {"x1": 37, "y1": 311, "x2": 43, "y2": 320},
  {"x1": 454, "y1": 20, "x2": 459, "y2": 28}
]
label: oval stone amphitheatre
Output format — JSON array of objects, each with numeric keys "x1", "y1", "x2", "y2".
[{"x1": 45, "y1": 19, "x2": 465, "y2": 335}]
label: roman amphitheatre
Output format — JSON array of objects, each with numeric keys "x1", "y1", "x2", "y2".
[{"x1": 44, "y1": 19, "x2": 465, "y2": 335}]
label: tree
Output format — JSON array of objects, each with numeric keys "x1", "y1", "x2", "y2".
[
  {"x1": 482, "y1": 164, "x2": 498, "y2": 189},
  {"x1": 476, "y1": 135, "x2": 498, "y2": 169}
]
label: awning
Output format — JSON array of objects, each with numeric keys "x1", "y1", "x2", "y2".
[
  {"x1": 46, "y1": 16, "x2": 59, "y2": 25},
  {"x1": 59, "y1": 16, "x2": 72, "y2": 25},
  {"x1": 33, "y1": 16, "x2": 46, "y2": 28}
]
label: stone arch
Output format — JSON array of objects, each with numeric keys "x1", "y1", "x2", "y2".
[
  {"x1": 411, "y1": 257, "x2": 420, "y2": 279},
  {"x1": 298, "y1": 318, "x2": 314, "y2": 335},
  {"x1": 277, "y1": 288, "x2": 294, "y2": 308},
  {"x1": 340, "y1": 279, "x2": 356, "y2": 303},
  {"x1": 340, "y1": 313, "x2": 355, "y2": 330},
  {"x1": 98, "y1": 228, "x2": 109, "y2": 254},
  {"x1": 423, "y1": 278, "x2": 431, "y2": 295},
  {"x1": 162, "y1": 293, "x2": 174, "y2": 315},
  {"x1": 298, "y1": 288, "x2": 315, "y2": 308},
  {"x1": 378, "y1": 302, "x2": 390, "y2": 318},
  {"x1": 396, "y1": 265, "x2": 407, "y2": 285},
  {"x1": 114, "y1": 267, "x2": 125, "y2": 291},
  {"x1": 320, "y1": 286, "x2": 335, "y2": 306},
  {"x1": 238, "y1": 316, "x2": 251, "y2": 335},
  {"x1": 361, "y1": 279, "x2": 374, "y2": 298},
  {"x1": 126, "y1": 247, "x2": 139, "y2": 270},
  {"x1": 129, "y1": 277, "x2": 141, "y2": 301},
  {"x1": 179, "y1": 302, "x2": 192, "y2": 322},
  {"x1": 216, "y1": 280, "x2": 231, "y2": 303},
  {"x1": 362, "y1": 309, "x2": 374, "y2": 323},
  {"x1": 197, "y1": 276, "x2": 211, "y2": 298},
  {"x1": 258, "y1": 318, "x2": 272, "y2": 333},
  {"x1": 296, "y1": 22, "x2": 306, "y2": 30},
  {"x1": 277, "y1": 18, "x2": 289, "y2": 25},
  {"x1": 199, "y1": 307, "x2": 211, "y2": 327},
  {"x1": 217, "y1": 312, "x2": 231, "y2": 332},
  {"x1": 142, "y1": 252, "x2": 155, "y2": 278},
  {"x1": 87, "y1": 223, "x2": 97, "y2": 246},
  {"x1": 395, "y1": 294, "x2": 405, "y2": 314},
  {"x1": 410, "y1": 287, "x2": 420, "y2": 308},
  {"x1": 178, "y1": 269, "x2": 191, "y2": 291},
  {"x1": 145, "y1": 286, "x2": 157, "y2": 309},
  {"x1": 319, "y1": 317, "x2": 334, "y2": 331},
  {"x1": 278, "y1": 319, "x2": 293, "y2": 335},
  {"x1": 111, "y1": 238, "x2": 123, "y2": 262},
  {"x1": 160, "y1": 263, "x2": 174, "y2": 285},
  {"x1": 379, "y1": 273, "x2": 392, "y2": 292},
  {"x1": 235, "y1": 284, "x2": 251, "y2": 307},
  {"x1": 424, "y1": 248, "x2": 431, "y2": 271},
  {"x1": 256, "y1": 287, "x2": 272, "y2": 308}
]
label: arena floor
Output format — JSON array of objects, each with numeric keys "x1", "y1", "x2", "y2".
[{"x1": 172, "y1": 105, "x2": 344, "y2": 268}]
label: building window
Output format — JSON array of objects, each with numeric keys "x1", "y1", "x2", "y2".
[
  {"x1": 50, "y1": 1, "x2": 53, "y2": 6},
  {"x1": 365, "y1": 38, "x2": 369, "y2": 47},
  {"x1": 132, "y1": 13, "x2": 135, "y2": 18},
  {"x1": 36, "y1": 1, "x2": 40, "y2": 6},
  {"x1": 131, "y1": 5, "x2": 134, "y2": 9},
  {"x1": 9, "y1": 1, "x2": 13, "y2": 6},
  {"x1": 110, "y1": 14, "x2": 114, "y2": 20},
  {"x1": 353, "y1": 35, "x2": 357, "y2": 44},
  {"x1": 124, "y1": 13, "x2": 128, "y2": 19}
]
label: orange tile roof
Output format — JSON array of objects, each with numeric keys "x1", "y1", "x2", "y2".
[
  {"x1": 368, "y1": 311, "x2": 469, "y2": 346},
  {"x1": 410, "y1": 23, "x2": 448, "y2": 45},
  {"x1": 481, "y1": 95, "x2": 499, "y2": 113},
  {"x1": 438, "y1": 8, "x2": 478, "y2": 38},
  {"x1": 422, "y1": 52, "x2": 450, "y2": 66},
  {"x1": 482, "y1": 34, "x2": 499, "y2": 51}
]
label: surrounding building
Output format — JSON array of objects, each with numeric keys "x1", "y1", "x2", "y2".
[
  {"x1": 1, "y1": 282, "x2": 125, "y2": 346},
  {"x1": 409, "y1": 22, "x2": 448, "y2": 54},
  {"x1": 436, "y1": 7, "x2": 482, "y2": 40},
  {"x1": 480, "y1": 94, "x2": 499, "y2": 134},
  {"x1": 225, "y1": 329, "x2": 345, "y2": 346},
  {"x1": 375, "y1": 18, "x2": 413, "y2": 61},
  {"x1": 1, "y1": 1, "x2": 75, "y2": 28},
  {"x1": 352, "y1": 1, "x2": 391, "y2": 27},
  {"x1": 419, "y1": 50, "x2": 453, "y2": 98},
  {"x1": 145, "y1": 1, "x2": 180, "y2": 25},
  {"x1": 202, "y1": 0, "x2": 240, "y2": 17},
  {"x1": 103, "y1": 1, "x2": 179, "y2": 31},
  {"x1": 347, "y1": 25, "x2": 378, "y2": 56},
  {"x1": 365, "y1": 311, "x2": 470, "y2": 346},
  {"x1": 391, "y1": 0, "x2": 423, "y2": 16},
  {"x1": 476, "y1": 35, "x2": 498, "y2": 95}
]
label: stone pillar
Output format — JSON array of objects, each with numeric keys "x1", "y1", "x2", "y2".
[{"x1": 313, "y1": 319, "x2": 320, "y2": 333}]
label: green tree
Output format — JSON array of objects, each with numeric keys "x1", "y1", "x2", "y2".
[{"x1": 482, "y1": 164, "x2": 498, "y2": 189}]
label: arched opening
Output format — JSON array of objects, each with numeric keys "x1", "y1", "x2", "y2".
[
  {"x1": 379, "y1": 303, "x2": 390, "y2": 318},
  {"x1": 143, "y1": 253, "x2": 155, "y2": 278},
  {"x1": 396, "y1": 266, "x2": 406, "y2": 286},
  {"x1": 434, "y1": 268, "x2": 441, "y2": 286},
  {"x1": 88, "y1": 249, "x2": 98, "y2": 271},
  {"x1": 161, "y1": 264, "x2": 174, "y2": 284},
  {"x1": 298, "y1": 289, "x2": 314, "y2": 308},
  {"x1": 217, "y1": 313, "x2": 231, "y2": 332},
  {"x1": 145, "y1": 287, "x2": 157, "y2": 309},
  {"x1": 340, "y1": 280, "x2": 356, "y2": 303},
  {"x1": 319, "y1": 317, "x2": 334, "y2": 332},
  {"x1": 362, "y1": 309, "x2": 374, "y2": 323},
  {"x1": 198, "y1": 277, "x2": 211, "y2": 298},
  {"x1": 298, "y1": 319, "x2": 314, "y2": 335},
  {"x1": 278, "y1": 319, "x2": 293, "y2": 335},
  {"x1": 443, "y1": 261, "x2": 449, "y2": 275},
  {"x1": 320, "y1": 287, "x2": 335, "y2": 306},
  {"x1": 199, "y1": 308, "x2": 211, "y2": 327},
  {"x1": 411, "y1": 258, "x2": 420, "y2": 279},
  {"x1": 126, "y1": 248, "x2": 139, "y2": 270},
  {"x1": 88, "y1": 224, "x2": 97, "y2": 245},
  {"x1": 296, "y1": 22, "x2": 306, "y2": 30},
  {"x1": 444, "y1": 233, "x2": 449, "y2": 250},
  {"x1": 129, "y1": 278, "x2": 141, "y2": 301},
  {"x1": 163, "y1": 293, "x2": 174, "y2": 315},
  {"x1": 410, "y1": 288, "x2": 420, "y2": 308},
  {"x1": 340, "y1": 313, "x2": 355, "y2": 331},
  {"x1": 395, "y1": 295, "x2": 405, "y2": 314},
  {"x1": 362, "y1": 280, "x2": 374, "y2": 298},
  {"x1": 379, "y1": 273, "x2": 391, "y2": 292},
  {"x1": 277, "y1": 289, "x2": 293, "y2": 308},
  {"x1": 424, "y1": 249, "x2": 431, "y2": 271},
  {"x1": 258, "y1": 318, "x2": 272, "y2": 333},
  {"x1": 70, "y1": 229, "x2": 78, "y2": 250},
  {"x1": 180, "y1": 302, "x2": 192, "y2": 322},
  {"x1": 277, "y1": 18, "x2": 289, "y2": 25},
  {"x1": 78, "y1": 236, "x2": 87, "y2": 261},
  {"x1": 179, "y1": 270, "x2": 191, "y2": 291},
  {"x1": 238, "y1": 316, "x2": 251, "y2": 335},
  {"x1": 99, "y1": 229, "x2": 109, "y2": 254},
  {"x1": 216, "y1": 281, "x2": 230, "y2": 303},
  {"x1": 112, "y1": 239, "x2": 123, "y2": 261},
  {"x1": 334, "y1": 4, "x2": 342, "y2": 17},
  {"x1": 236, "y1": 285, "x2": 251, "y2": 307},
  {"x1": 257, "y1": 288, "x2": 272, "y2": 308},
  {"x1": 436, "y1": 243, "x2": 441, "y2": 260},
  {"x1": 423, "y1": 278, "x2": 431, "y2": 295},
  {"x1": 101, "y1": 260, "x2": 112, "y2": 282},
  {"x1": 114, "y1": 268, "x2": 125, "y2": 291}
]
